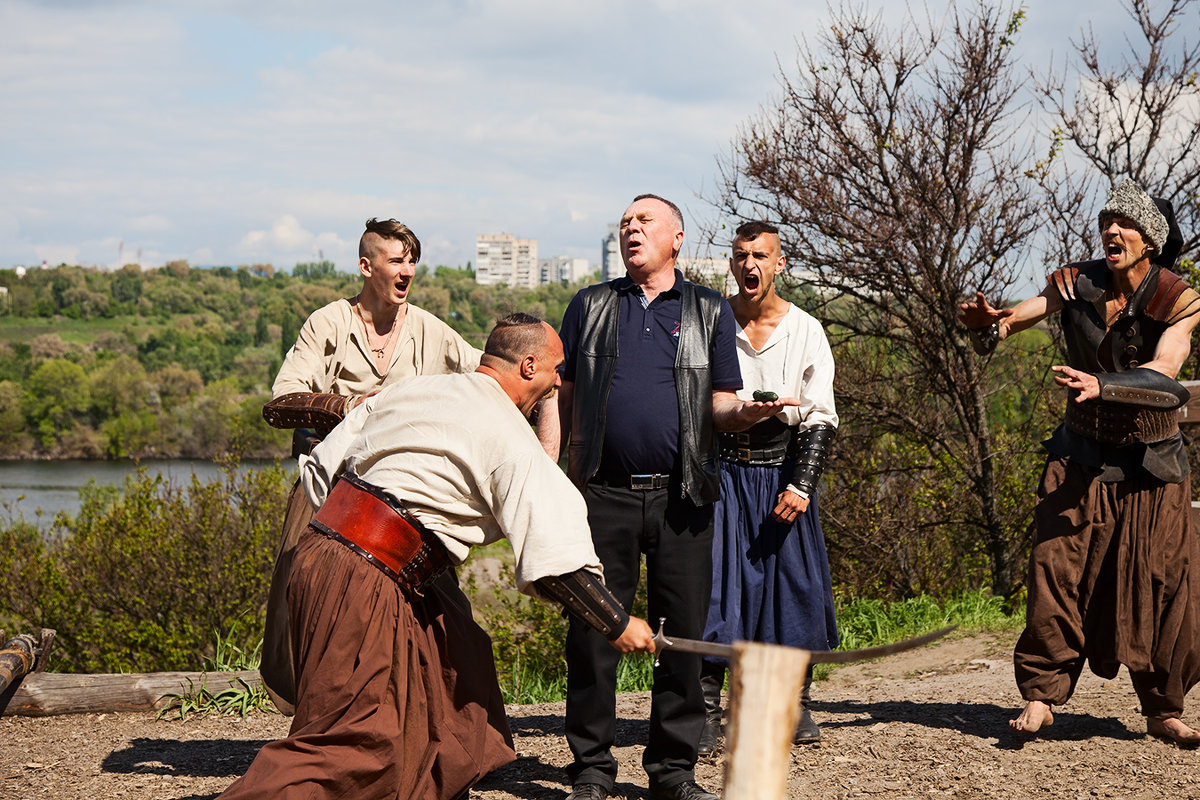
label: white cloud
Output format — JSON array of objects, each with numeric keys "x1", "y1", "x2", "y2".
[
  {"x1": 236, "y1": 215, "x2": 355, "y2": 267},
  {"x1": 0, "y1": 0, "x2": 1159, "y2": 272}
]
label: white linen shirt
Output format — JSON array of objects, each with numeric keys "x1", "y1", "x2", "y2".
[
  {"x1": 300, "y1": 371, "x2": 602, "y2": 596},
  {"x1": 735, "y1": 303, "x2": 839, "y2": 430}
]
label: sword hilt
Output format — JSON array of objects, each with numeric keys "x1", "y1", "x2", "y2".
[{"x1": 651, "y1": 617, "x2": 673, "y2": 667}]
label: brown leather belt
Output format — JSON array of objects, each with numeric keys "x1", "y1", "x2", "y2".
[{"x1": 309, "y1": 473, "x2": 451, "y2": 596}]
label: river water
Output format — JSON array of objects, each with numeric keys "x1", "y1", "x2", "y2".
[{"x1": 0, "y1": 459, "x2": 292, "y2": 529}]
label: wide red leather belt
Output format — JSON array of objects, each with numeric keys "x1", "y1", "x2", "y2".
[{"x1": 309, "y1": 473, "x2": 451, "y2": 596}]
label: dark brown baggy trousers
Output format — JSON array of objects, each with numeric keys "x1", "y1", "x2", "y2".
[
  {"x1": 1014, "y1": 456, "x2": 1200, "y2": 719},
  {"x1": 259, "y1": 479, "x2": 313, "y2": 715},
  {"x1": 221, "y1": 529, "x2": 515, "y2": 800}
]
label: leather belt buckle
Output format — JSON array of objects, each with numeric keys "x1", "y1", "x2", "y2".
[
  {"x1": 737, "y1": 448, "x2": 752, "y2": 462},
  {"x1": 629, "y1": 473, "x2": 667, "y2": 490}
]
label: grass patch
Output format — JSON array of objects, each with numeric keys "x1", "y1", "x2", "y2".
[
  {"x1": 481, "y1": 588, "x2": 1024, "y2": 704},
  {"x1": 0, "y1": 315, "x2": 154, "y2": 345},
  {"x1": 818, "y1": 590, "x2": 1023, "y2": 680},
  {"x1": 834, "y1": 590, "x2": 1022, "y2": 651},
  {"x1": 157, "y1": 626, "x2": 275, "y2": 719}
]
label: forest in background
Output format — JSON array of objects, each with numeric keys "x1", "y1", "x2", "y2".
[{"x1": 0, "y1": 260, "x2": 590, "y2": 461}]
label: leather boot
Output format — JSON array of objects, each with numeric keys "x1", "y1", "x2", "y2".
[
  {"x1": 698, "y1": 662, "x2": 724, "y2": 757},
  {"x1": 794, "y1": 666, "x2": 821, "y2": 744}
]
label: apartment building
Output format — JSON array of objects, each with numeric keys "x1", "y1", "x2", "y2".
[{"x1": 475, "y1": 233, "x2": 539, "y2": 287}]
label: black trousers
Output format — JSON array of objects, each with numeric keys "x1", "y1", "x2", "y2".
[{"x1": 564, "y1": 482, "x2": 714, "y2": 791}]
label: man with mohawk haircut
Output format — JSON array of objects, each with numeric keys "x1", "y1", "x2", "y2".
[{"x1": 959, "y1": 179, "x2": 1200, "y2": 746}]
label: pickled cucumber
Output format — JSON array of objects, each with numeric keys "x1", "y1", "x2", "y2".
[{"x1": 752, "y1": 390, "x2": 778, "y2": 402}]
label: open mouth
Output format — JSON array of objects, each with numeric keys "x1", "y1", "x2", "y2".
[
  {"x1": 743, "y1": 273, "x2": 761, "y2": 292},
  {"x1": 1106, "y1": 243, "x2": 1123, "y2": 259}
]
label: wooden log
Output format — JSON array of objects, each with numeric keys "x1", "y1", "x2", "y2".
[
  {"x1": 723, "y1": 641, "x2": 811, "y2": 800},
  {"x1": 0, "y1": 669, "x2": 263, "y2": 717}
]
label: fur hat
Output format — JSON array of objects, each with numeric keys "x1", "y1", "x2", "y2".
[{"x1": 1098, "y1": 179, "x2": 1169, "y2": 253}]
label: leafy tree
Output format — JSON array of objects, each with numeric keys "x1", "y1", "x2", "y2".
[
  {"x1": 112, "y1": 266, "x2": 143, "y2": 305},
  {"x1": 0, "y1": 380, "x2": 31, "y2": 453},
  {"x1": 26, "y1": 358, "x2": 91, "y2": 450},
  {"x1": 89, "y1": 354, "x2": 150, "y2": 421},
  {"x1": 149, "y1": 363, "x2": 203, "y2": 411},
  {"x1": 29, "y1": 333, "x2": 73, "y2": 362},
  {"x1": 166, "y1": 259, "x2": 190, "y2": 278}
]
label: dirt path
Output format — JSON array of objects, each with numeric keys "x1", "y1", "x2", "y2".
[{"x1": 3, "y1": 631, "x2": 1199, "y2": 799}]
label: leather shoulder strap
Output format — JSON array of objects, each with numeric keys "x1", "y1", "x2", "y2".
[
  {"x1": 1049, "y1": 264, "x2": 1081, "y2": 302},
  {"x1": 1144, "y1": 269, "x2": 1200, "y2": 324}
]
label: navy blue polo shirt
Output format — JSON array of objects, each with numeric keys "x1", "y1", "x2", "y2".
[{"x1": 560, "y1": 270, "x2": 742, "y2": 476}]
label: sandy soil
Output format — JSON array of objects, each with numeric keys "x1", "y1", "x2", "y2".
[{"x1": 3, "y1": 631, "x2": 1199, "y2": 800}]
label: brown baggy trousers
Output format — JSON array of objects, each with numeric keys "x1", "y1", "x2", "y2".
[
  {"x1": 1014, "y1": 457, "x2": 1200, "y2": 718},
  {"x1": 221, "y1": 528, "x2": 514, "y2": 800},
  {"x1": 259, "y1": 479, "x2": 313, "y2": 715}
]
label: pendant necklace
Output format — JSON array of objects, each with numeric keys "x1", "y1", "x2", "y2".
[
  {"x1": 1105, "y1": 286, "x2": 1130, "y2": 326},
  {"x1": 356, "y1": 302, "x2": 399, "y2": 362}
]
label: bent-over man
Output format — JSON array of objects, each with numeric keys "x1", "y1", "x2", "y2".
[{"x1": 220, "y1": 314, "x2": 655, "y2": 800}]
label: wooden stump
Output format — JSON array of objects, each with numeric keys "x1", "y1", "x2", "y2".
[{"x1": 723, "y1": 641, "x2": 811, "y2": 800}]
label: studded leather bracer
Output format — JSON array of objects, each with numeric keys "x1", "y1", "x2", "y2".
[
  {"x1": 790, "y1": 424, "x2": 837, "y2": 498},
  {"x1": 1095, "y1": 368, "x2": 1189, "y2": 410},
  {"x1": 262, "y1": 392, "x2": 349, "y2": 434},
  {"x1": 534, "y1": 569, "x2": 630, "y2": 640}
]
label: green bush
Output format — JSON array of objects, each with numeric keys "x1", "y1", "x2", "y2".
[{"x1": 0, "y1": 460, "x2": 290, "y2": 673}]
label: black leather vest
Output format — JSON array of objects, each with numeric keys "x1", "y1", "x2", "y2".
[
  {"x1": 1046, "y1": 259, "x2": 1194, "y2": 482},
  {"x1": 1056, "y1": 260, "x2": 1173, "y2": 372},
  {"x1": 567, "y1": 278, "x2": 724, "y2": 505}
]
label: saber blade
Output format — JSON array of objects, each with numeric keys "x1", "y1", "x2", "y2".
[{"x1": 650, "y1": 619, "x2": 956, "y2": 665}]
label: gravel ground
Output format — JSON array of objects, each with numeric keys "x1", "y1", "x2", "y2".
[{"x1": 3, "y1": 631, "x2": 1199, "y2": 799}]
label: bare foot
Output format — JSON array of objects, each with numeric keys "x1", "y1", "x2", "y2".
[
  {"x1": 1147, "y1": 717, "x2": 1200, "y2": 748},
  {"x1": 1009, "y1": 700, "x2": 1053, "y2": 734}
]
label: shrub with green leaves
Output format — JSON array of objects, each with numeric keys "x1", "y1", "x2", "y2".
[{"x1": 0, "y1": 460, "x2": 290, "y2": 673}]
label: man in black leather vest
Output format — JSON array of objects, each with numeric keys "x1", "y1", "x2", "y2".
[
  {"x1": 959, "y1": 180, "x2": 1200, "y2": 747},
  {"x1": 543, "y1": 194, "x2": 798, "y2": 800}
]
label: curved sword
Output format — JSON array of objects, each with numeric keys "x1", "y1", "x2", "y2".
[{"x1": 649, "y1": 618, "x2": 957, "y2": 666}]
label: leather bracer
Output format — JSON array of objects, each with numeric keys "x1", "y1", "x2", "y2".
[
  {"x1": 262, "y1": 392, "x2": 349, "y2": 433},
  {"x1": 534, "y1": 569, "x2": 630, "y2": 640},
  {"x1": 1095, "y1": 368, "x2": 1189, "y2": 410},
  {"x1": 790, "y1": 424, "x2": 837, "y2": 498}
]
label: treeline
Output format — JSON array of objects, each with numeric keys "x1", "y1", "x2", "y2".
[{"x1": 0, "y1": 261, "x2": 592, "y2": 460}]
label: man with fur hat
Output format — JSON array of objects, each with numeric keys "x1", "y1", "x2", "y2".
[{"x1": 959, "y1": 179, "x2": 1200, "y2": 746}]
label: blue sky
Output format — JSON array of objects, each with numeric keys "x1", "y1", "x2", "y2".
[{"x1": 0, "y1": 1, "x2": 1156, "y2": 273}]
